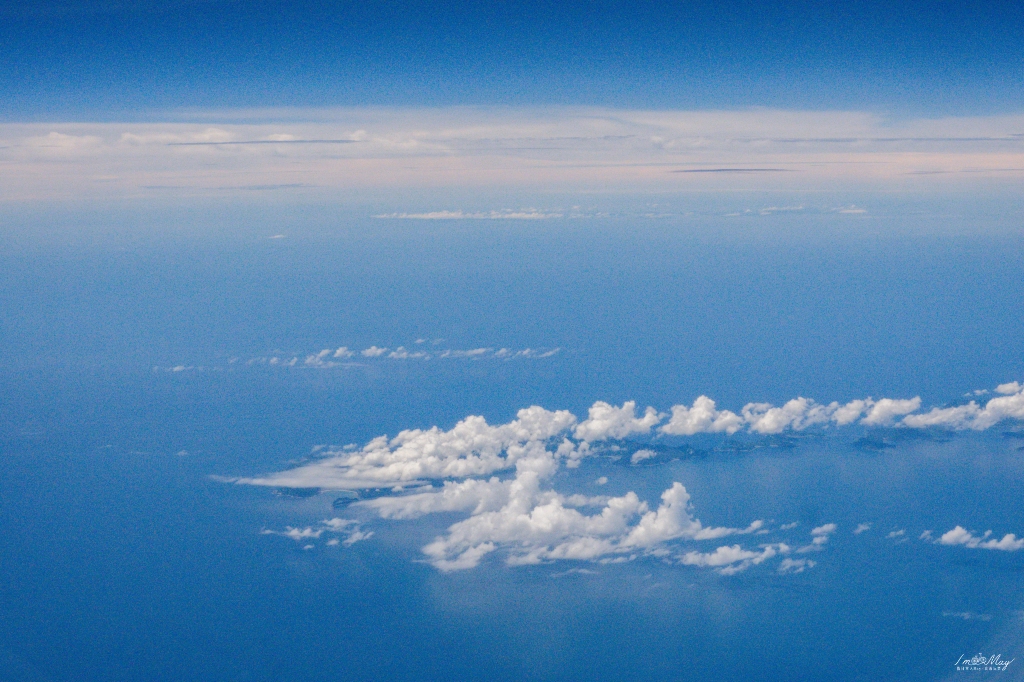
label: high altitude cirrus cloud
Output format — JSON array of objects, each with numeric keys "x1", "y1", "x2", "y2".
[{"x1": 5, "y1": 108, "x2": 1024, "y2": 201}]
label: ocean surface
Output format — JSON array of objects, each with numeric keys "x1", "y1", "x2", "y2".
[{"x1": 2, "y1": 195, "x2": 1023, "y2": 680}]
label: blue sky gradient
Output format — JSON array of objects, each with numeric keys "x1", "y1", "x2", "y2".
[{"x1": 3, "y1": 0, "x2": 1024, "y2": 117}]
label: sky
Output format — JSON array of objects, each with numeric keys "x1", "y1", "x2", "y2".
[
  {"x1": 2, "y1": 2, "x2": 1024, "y2": 681},
  {"x1": 2, "y1": 0, "x2": 1024, "y2": 117}
]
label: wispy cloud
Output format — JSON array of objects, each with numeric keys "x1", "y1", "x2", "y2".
[
  {"x1": 153, "y1": 344, "x2": 561, "y2": 373},
  {"x1": 942, "y1": 611, "x2": 993, "y2": 621},
  {"x1": 671, "y1": 168, "x2": 793, "y2": 174},
  {"x1": 796, "y1": 524, "x2": 837, "y2": 553},
  {"x1": 374, "y1": 210, "x2": 562, "y2": 220},
  {"x1": 167, "y1": 139, "x2": 358, "y2": 146},
  {"x1": 262, "y1": 518, "x2": 372, "y2": 547},
  {"x1": 778, "y1": 558, "x2": 816, "y2": 574}
]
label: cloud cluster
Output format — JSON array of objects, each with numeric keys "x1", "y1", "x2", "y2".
[
  {"x1": 380, "y1": 385, "x2": 1017, "y2": 454},
  {"x1": 658, "y1": 394, "x2": 921, "y2": 437},
  {"x1": 395, "y1": 473, "x2": 766, "y2": 571},
  {"x1": 902, "y1": 382, "x2": 1024, "y2": 430},
  {"x1": 240, "y1": 378, "x2": 1019, "y2": 492},
  {"x1": 657, "y1": 383, "x2": 1023, "y2": 436},
  {"x1": 240, "y1": 380, "x2": 1024, "y2": 572},
  {"x1": 236, "y1": 403, "x2": 775, "y2": 570},
  {"x1": 239, "y1": 402, "x2": 808, "y2": 573},
  {"x1": 237, "y1": 406, "x2": 578, "y2": 489}
]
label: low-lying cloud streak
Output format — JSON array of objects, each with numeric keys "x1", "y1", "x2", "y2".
[
  {"x1": 152, "y1": 344, "x2": 561, "y2": 373},
  {"x1": 5, "y1": 108, "x2": 1024, "y2": 200}
]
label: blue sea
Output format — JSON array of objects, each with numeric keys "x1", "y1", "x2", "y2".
[{"x1": 2, "y1": 193, "x2": 1023, "y2": 680}]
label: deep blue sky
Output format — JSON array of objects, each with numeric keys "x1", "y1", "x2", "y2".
[{"x1": 2, "y1": 0, "x2": 1023, "y2": 118}]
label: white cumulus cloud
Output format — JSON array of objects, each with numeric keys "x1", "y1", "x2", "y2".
[
  {"x1": 860, "y1": 398, "x2": 923, "y2": 426},
  {"x1": 573, "y1": 401, "x2": 661, "y2": 442},
  {"x1": 743, "y1": 398, "x2": 833, "y2": 434},
  {"x1": 902, "y1": 385, "x2": 1024, "y2": 430},
  {"x1": 660, "y1": 396, "x2": 743, "y2": 435},
  {"x1": 996, "y1": 381, "x2": 1022, "y2": 395},
  {"x1": 235, "y1": 406, "x2": 577, "y2": 489},
  {"x1": 797, "y1": 523, "x2": 837, "y2": 553},
  {"x1": 420, "y1": 477, "x2": 764, "y2": 571},
  {"x1": 936, "y1": 526, "x2": 1024, "y2": 551},
  {"x1": 261, "y1": 526, "x2": 323, "y2": 541},
  {"x1": 630, "y1": 449, "x2": 657, "y2": 464},
  {"x1": 680, "y1": 544, "x2": 787, "y2": 575},
  {"x1": 654, "y1": 383, "x2": 1023, "y2": 435}
]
